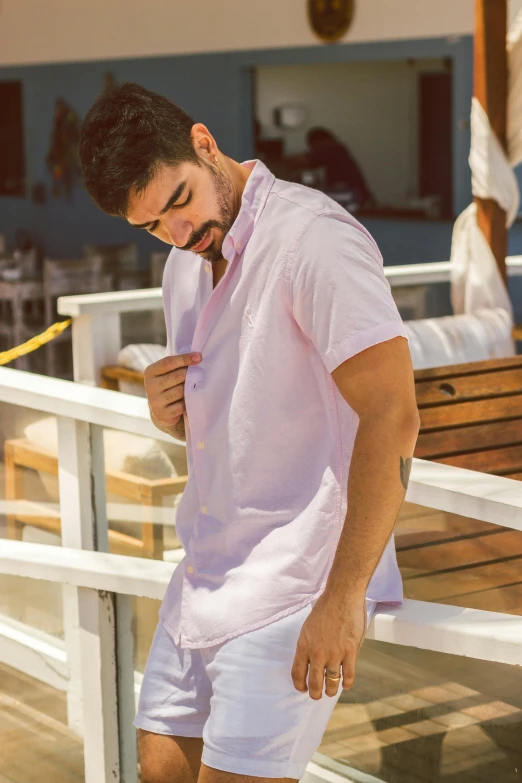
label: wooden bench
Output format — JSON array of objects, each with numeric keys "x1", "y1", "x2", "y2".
[{"x1": 399, "y1": 355, "x2": 522, "y2": 615}]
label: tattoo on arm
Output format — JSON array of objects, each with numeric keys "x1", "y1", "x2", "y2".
[{"x1": 400, "y1": 456, "x2": 412, "y2": 491}]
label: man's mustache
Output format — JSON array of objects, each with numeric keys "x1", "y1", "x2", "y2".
[{"x1": 182, "y1": 221, "x2": 224, "y2": 251}]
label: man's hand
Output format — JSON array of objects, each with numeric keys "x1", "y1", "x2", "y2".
[
  {"x1": 291, "y1": 592, "x2": 367, "y2": 700},
  {"x1": 144, "y1": 352, "x2": 201, "y2": 441}
]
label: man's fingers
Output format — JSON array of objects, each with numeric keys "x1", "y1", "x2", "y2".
[
  {"x1": 291, "y1": 649, "x2": 309, "y2": 694},
  {"x1": 341, "y1": 652, "x2": 356, "y2": 691},
  {"x1": 146, "y1": 352, "x2": 201, "y2": 379},
  {"x1": 307, "y1": 659, "x2": 327, "y2": 701},
  {"x1": 161, "y1": 400, "x2": 186, "y2": 424},
  {"x1": 152, "y1": 367, "x2": 187, "y2": 393},
  {"x1": 324, "y1": 663, "x2": 342, "y2": 698}
]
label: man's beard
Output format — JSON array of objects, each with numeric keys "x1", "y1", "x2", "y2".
[{"x1": 184, "y1": 162, "x2": 235, "y2": 262}]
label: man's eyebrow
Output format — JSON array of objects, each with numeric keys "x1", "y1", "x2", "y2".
[{"x1": 128, "y1": 181, "x2": 187, "y2": 229}]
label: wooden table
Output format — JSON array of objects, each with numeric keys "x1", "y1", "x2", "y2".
[{"x1": 0, "y1": 278, "x2": 44, "y2": 370}]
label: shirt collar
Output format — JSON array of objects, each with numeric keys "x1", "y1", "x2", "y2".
[{"x1": 222, "y1": 159, "x2": 275, "y2": 260}]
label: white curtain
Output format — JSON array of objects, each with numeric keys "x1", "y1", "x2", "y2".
[{"x1": 449, "y1": 10, "x2": 522, "y2": 319}]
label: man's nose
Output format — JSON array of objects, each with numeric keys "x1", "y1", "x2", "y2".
[{"x1": 164, "y1": 215, "x2": 193, "y2": 248}]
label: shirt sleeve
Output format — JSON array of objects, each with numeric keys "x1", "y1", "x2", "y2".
[{"x1": 288, "y1": 214, "x2": 408, "y2": 373}]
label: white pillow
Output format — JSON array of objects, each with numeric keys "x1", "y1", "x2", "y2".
[
  {"x1": 118, "y1": 343, "x2": 167, "y2": 373},
  {"x1": 405, "y1": 307, "x2": 515, "y2": 370}
]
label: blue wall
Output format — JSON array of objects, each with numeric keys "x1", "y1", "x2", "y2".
[{"x1": 4, "y1": 34, "x2": 522, "y2": 268}]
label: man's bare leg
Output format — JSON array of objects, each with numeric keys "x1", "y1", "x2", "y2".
[
  {"x1": 138, "y1": 728, "x2": 204, "y2": 783},
  {"x1": 198, "y1": 762, "x2": 298, "y2": 783}
]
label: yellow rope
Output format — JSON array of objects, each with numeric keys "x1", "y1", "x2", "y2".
[{"x1": 0, "y1": 319, "x2": 72, "y2": 366}]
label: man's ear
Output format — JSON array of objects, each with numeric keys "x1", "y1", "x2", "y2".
[{"x1": 191, "y1": 123, "x2": 217, "y2": 161}]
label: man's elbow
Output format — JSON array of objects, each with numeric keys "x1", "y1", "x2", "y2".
[{"x1": 360, "y1": 400, "x2": 420, "y2": 439}]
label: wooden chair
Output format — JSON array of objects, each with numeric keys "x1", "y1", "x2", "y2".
[
  {"x1": 84, "y1": 243, "x2": 148, "y2": 291},
  {"x1": 4, "y1": 437, "x2": 187, "y2": 560},
  {"x1": 43, "y1": 256, "x2": 111, "y2": 377}
]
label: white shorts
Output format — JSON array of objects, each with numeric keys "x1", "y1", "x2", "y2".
[{"x1": 134, "y1": 598, "x2": 376, "y2": 780}]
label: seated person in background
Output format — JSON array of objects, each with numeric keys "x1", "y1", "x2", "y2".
[{"x1": 287, "y1": 127, "x2": 375, "y2": 211}]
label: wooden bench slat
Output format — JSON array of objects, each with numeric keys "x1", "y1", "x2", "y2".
[
  {"x1": 396, "y1": 525, "x2": 498, "y2": 550},
  {"x1": 403, "y1": 556, "x2": 522, "y2": 602},
  {"x1": 419, "y1": 395, "x2": 522, "y2": 431},
  {"x1": 437, "y1": 444, "x2": 522, "y2": 475},
  {"x1": 413, "y1": 356, "x2": 522, "y2": 382},
  {"x1": 397, "y1": 529, "x2": 522, "y2": 577},
  {"x1": 415, "y1": 419, "x2": 522, "y2": 459},
  {"x1": 443, "y1": 582, "x2": 522, "y2": 615},
  {"x1": 415, "y1": 367, "x2": 522, "y2": 407}
]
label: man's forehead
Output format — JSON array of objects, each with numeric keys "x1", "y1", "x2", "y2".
[{"x1": 127, "y1": 163, "x2": 189, "y2": 220}]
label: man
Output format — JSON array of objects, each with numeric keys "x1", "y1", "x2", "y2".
[
  {"x1": 285, "y1": 127, "x2": 375, "y2": 211},
  {"x1": 79, "y1": 82, "x2": 419, "y2": 783}
]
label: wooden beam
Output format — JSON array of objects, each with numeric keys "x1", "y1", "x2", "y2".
[{"x1": 474, "y1": 0, "x2": 508, "y2": 283}]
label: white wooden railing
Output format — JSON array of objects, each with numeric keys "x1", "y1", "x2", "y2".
[
  {"x1": 57, "y1": 255, "x2": 522, "y2": 385},
  {"x1": 2, "y1": 366, "x2": 522, "y2": 782}
]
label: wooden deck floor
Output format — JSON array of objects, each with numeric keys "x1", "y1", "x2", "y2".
[{"x1": 2, "y1": 495, "x2": 522, "y2": 782}]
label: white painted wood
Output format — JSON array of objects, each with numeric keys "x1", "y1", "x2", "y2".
[
  {"x1": 71, "y1": 312, "x2": 122, "y2": 385},
  {"x1": 367, "y1": 599, "x2": 522, "y2": 667},
  {"x1": 408, "y1": 458, "x2": 522, "y2": 530},
  {"x1": 58, "y1": 417, "x2": 97, "y2": 735},
  {"x1": 0, "y1": 366, "x2": 181, "y2": 444},
  {"x1": 304, "y1": 758, "x2": 379, "y2": 783},
  {"x1": 4, "y1": 541, "x2": 522, "y2": 669},
  {"x1": 79, "y1": 587, "x2": 120, "y2": 783},
  {"x1": 115, "y1": 594, "x2": 139, "y2": 783},
  {"x1": 0, "y1": 613, "x2": 69, "y2": 692},
  {"x1": 0, "y1": 540, "x2": 175, "y2": 599},
  {"x1": 59, "y1": 288, "x2": 163, "y2": 318},
  {"x1": 56, "y1": 416, "x2": 123, "y2": 780}
]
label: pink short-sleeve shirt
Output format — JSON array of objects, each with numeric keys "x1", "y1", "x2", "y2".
[{"x1": 159, "y1": 160, "x2": 408, "y2": 649}]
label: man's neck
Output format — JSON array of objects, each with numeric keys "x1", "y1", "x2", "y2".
[{"x1": 212, "y1": 257, "x2": 228, "y2": 289}]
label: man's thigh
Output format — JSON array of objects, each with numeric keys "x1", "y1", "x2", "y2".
[{"x1": 138, "y1": 729, "x2": 204, "y2": 783}]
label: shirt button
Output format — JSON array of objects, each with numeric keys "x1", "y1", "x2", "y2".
[
  {"x1": 187, "y1": 565, "x2": 194, "y2": 574},
  {"x1": 197, "y1": 441, "x2": 205, "y2": 449},
  {"x1": 236, "y1": 241, "x2": 242, "y2": 250},
  {"x1": 201, "y1": 506, "x2": 207, "y2": 514},
  {"x1": 204, "y1": 263, "x2": 211, "y2": 273}
]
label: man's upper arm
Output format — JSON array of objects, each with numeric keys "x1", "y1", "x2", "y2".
[{"x1": 331, "y1": 336, "x2": 418, "y2": 421}]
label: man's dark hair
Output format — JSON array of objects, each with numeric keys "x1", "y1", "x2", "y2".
[{"x1": 79, "y1": 82, "x2": 199, "y2": 217}]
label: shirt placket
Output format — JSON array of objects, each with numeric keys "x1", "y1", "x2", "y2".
[{"x1": 183, "y1": 247, "x2": 238, "y2": 574}]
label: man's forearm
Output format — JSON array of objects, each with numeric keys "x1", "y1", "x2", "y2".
[
  {"x1": 151, "y1": 412, "x2": 186, "y2": 442},
  {"x1": 324, "y1": 409, "x2": 419, "y2": 601}
]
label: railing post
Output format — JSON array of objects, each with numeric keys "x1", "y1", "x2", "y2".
[
  {"x1": 71, "y1": 312, "x2": 122, "y2": 386},
  {"x1": 57, "y1": 416, "x2": 138, "y2": 783}
]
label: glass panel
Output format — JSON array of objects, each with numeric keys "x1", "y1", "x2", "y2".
[
  {"x1": 0, "y1": 660, "x2": 84, "y2": 782},
  {"x1": 102, "y1": 427, "x2": 186, "y2": 565},
  {"x1": 318, "y1": 642, "x2": 522, "y2": 782},
  {"x1": 395, "y1": 501, "x2": 522, "y2": 616},
  {"x1": 0, "y1": 403, "x2": 64, "y2": 637}
]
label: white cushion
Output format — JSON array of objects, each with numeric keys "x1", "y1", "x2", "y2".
[
  {"x1": 404, "y1": 307, "x2": 515, "y2": 370},
  {"x1": 118, "y1": 343, "x2": 167, "y2": 372}
]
